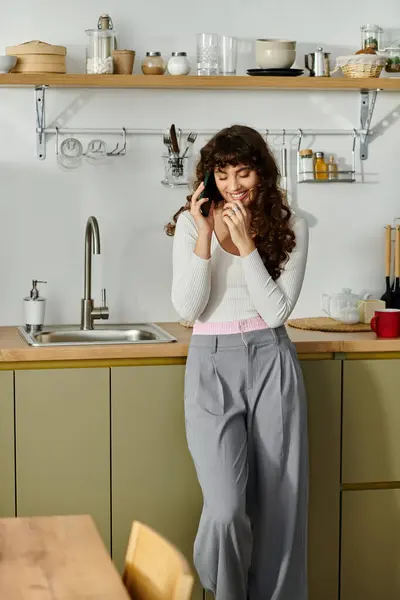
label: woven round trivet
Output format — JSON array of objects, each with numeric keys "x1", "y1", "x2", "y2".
[{"x1": 287, "y1": 317, "x2": 371, "y2": 333}]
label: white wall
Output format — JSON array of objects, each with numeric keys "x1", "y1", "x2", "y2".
[{"x1": 0, "y1": 0, "x2": 400, "y2": 326}]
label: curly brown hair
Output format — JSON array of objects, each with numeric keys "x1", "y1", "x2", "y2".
[{"x1": 165, "y1": 125, "x2": 296, "y2": 280}]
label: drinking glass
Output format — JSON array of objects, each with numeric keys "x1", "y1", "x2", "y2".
[
  {"x1": 219, "y1": 36, "x2": 238, "y2": 75},
  {"x1": 197, "y1": 33, "x2": 219, "y2": 75}
]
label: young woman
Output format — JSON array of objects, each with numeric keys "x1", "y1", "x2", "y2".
[{"x1": 166, "y1": 125, "x2": 309, "y2": 600}]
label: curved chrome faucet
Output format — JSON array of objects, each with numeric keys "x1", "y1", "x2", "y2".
[{"x1": 81, "y1": 216, "x2": 109, "y2": 330}]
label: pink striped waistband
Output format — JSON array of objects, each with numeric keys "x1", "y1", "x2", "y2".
[{"x1": 192, "y1": 316, "x2": 269, "y2": 336}]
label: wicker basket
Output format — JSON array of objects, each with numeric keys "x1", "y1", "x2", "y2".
[
  {"x1": 341, "y1": 62, "x2": 383, "y2": 78},
  {"x1": 335, "y1": 54, "x2": 386, "y2": 79}
]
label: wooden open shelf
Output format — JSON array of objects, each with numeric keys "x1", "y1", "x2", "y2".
[{"x1": 0, "y1": 73, "x2": 399, "y2": 91}]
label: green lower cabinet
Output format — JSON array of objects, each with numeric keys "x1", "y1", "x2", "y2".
[
  {"x1": 301, "y1": 361, "x2": 341, "y2": 600},
  {"x1": 341, "y1": 489, "x2": 400, "y2": 600},
  {"x1": 343, "y1": 360, "x2": 400, "y2": 483},
  {"x1": 0, "y1": 371, "x2": 15, "y2": 517},
  {"x1": 15, "y1": 368, "x2": 111, "y2": 550},
  {"x1": 111, "y1": 365, "x2": 203, "y2": 599}
]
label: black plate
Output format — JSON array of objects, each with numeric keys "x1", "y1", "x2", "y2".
[{"x1": 247, "y1": 68, "x2": 304, "y2": 77}]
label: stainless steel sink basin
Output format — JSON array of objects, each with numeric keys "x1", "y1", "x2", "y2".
[{"x1": 18, "y1": 323, "x2": 176, "y2": 347}]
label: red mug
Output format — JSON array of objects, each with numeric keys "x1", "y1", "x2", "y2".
[{"x1": 371, "y1": 309, "x2": 400, "y2": 338}]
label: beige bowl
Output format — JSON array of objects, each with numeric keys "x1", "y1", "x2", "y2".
[{"x1": 256, "y1": 39, "x2": 296, "y2": 69}]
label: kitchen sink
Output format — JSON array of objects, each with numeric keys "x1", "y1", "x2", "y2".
[{"x1": 18, "y1": 323, "x2": 177, "y2": 347}]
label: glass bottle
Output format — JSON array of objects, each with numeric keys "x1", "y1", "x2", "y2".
[
  {"x1": 328, "y1": 155, "x2": 338, "y2": 180},
  {"x1": 314, "y1": 152, "x2": 328, "y2": 180},
  {"x1": 98, "y1": 14, "x2": 116, "y2": 56},
  {"x1": 299, "y1": 149, "x2": 314, "y2": 182},
  {"x1": 86, "y1": 14, "x2": 116, "y2": 74},
  {"x1": 141, "y1": 52, "x2": 166, "y2": 75}
]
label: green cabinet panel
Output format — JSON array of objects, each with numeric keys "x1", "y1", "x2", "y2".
[
  {"x1": 15, "y1": 368, "x2": 110, "y2": 550},
  {"x1": 0, "y1": 371, "x2": 15, "y2": 517},
  {"x1": 301, "y1": 361, "x2": 341, "y2": 600},
  {"x1": 341, "y1": 489, "x2": 400, "y2": 600},
  {"x1": 343, "y1": 360, "x2": 400, "y2": 483},
  {"x1": 111, "y1": 365, "x2": 202, "y2": 599}
]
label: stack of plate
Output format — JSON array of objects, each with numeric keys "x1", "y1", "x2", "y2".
[
  {"x1": 247, "y1": 68, "x2": 304, "y2": 77},
  {"x1": 6, "y1": 40, "x2": 66, "y2": 74}
]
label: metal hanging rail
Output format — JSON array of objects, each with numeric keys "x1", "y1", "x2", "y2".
[{"x1": 42, "y1": 127, "x2": 361, "y2": 137}]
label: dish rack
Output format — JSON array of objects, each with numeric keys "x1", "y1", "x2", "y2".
[{"x1": 296, "y1": 129, "x2": 356, "y2": 184}]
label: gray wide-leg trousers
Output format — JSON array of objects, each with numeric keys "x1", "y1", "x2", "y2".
[{"x1": 184, "y1": 326, "x2": 308, "y2": 600}]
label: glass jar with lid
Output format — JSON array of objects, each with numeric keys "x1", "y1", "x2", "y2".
[
  {"x1": 361, "y1": 24, "x2": 383, "y2": 51},
  {"x1": 384, "y1": 42, "x2": 400, "y2": 73},
  {"x1": 141, "y1": 52, "x2": 166, "y2": 75},
  {"x1": 167, "y1": 52, "x2": 191, "y2": 76},
  {"x1": 86, "y1": 14, "x2": 116, "y2": 74}
]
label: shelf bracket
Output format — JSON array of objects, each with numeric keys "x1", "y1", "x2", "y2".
[
  {"x1": 35, "y1": 86, "x2": 47, "y2": 160},
  {"x1": 359, "y1": 90, "x2": 378, "y2": 161}
]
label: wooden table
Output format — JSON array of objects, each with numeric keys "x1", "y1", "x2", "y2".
[{"x1": 0, "y1": 514, "x2": 130, "y2": 599}]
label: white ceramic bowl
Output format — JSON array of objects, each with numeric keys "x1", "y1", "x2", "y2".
[
  {"x1": 255, "y1": 39, "x2": 296, "y2": 69},
  {"x1": 0, "y1": 55, "x2": 17, "y2": 74}
]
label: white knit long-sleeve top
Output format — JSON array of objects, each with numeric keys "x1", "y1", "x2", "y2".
[{"x1": 171, "y1": 211, "x2": 309, "y2": 329}]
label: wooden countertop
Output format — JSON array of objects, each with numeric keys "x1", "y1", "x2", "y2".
[
  {"x1": 0, "y1": 323, "x2": 399, "y2": 365},
  {"x1": 0, "y1": 514, "x2": 130, "y2": 600}
]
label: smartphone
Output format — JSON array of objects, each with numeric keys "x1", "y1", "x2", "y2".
[{"x1": 199, "y1": 171, "x2": 216, "y2": 217}]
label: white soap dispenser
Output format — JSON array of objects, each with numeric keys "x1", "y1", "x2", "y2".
[{"x1": 23, "y1": 279, "x2": 47, "y2": 333}]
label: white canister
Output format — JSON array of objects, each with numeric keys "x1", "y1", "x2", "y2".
[{"x1": 167, "y1": 52, "x2": 191, "y2": 76}]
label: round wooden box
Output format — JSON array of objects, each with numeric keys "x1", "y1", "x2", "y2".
[{"x1": 6, "y1": 40, "x2": 67, "y2": 74}]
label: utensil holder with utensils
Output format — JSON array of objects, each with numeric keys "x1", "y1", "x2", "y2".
[
  {"x1": 381, "y1": 221, "x2": 400, "y2": 309},
  {"x1": 161, "y1": 125, "x2": 197, "y2": 187}
]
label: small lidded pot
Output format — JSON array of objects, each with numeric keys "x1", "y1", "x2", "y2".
[
  {"x1": 141, "y1": 51, "x2": 166, "y2": 75},
  {"x1": 167, "y1": 52, "x2": 191, "y2": 76}
]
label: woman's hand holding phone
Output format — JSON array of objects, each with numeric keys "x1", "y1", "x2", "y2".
[{"x1": 190, "y1": 181, "x2": 214, "y2": 236}]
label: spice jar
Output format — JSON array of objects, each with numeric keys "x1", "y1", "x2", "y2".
[
  {"x1": 314, "y1": 152, "x2": 328, "y2": 180},
  {"x1": 328, "y1": 155, "x2": 338, "y2": 180},
  {"x1": 141, "y1": 52, "x2": 166, "y2": 75},
  {"x1": 299, "y1": 149, "x2": 314, "y2": 182},
  {"x1": 167, "y1": 52, "x2": 191, "y2": 76},
  {"x1": 361, "y1": 24, "x2": 383, "y2": 51}
]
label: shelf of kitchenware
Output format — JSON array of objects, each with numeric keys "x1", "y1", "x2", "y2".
[{"x1": 1, "y1": 72, "x2": 400, "y2": 90}]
